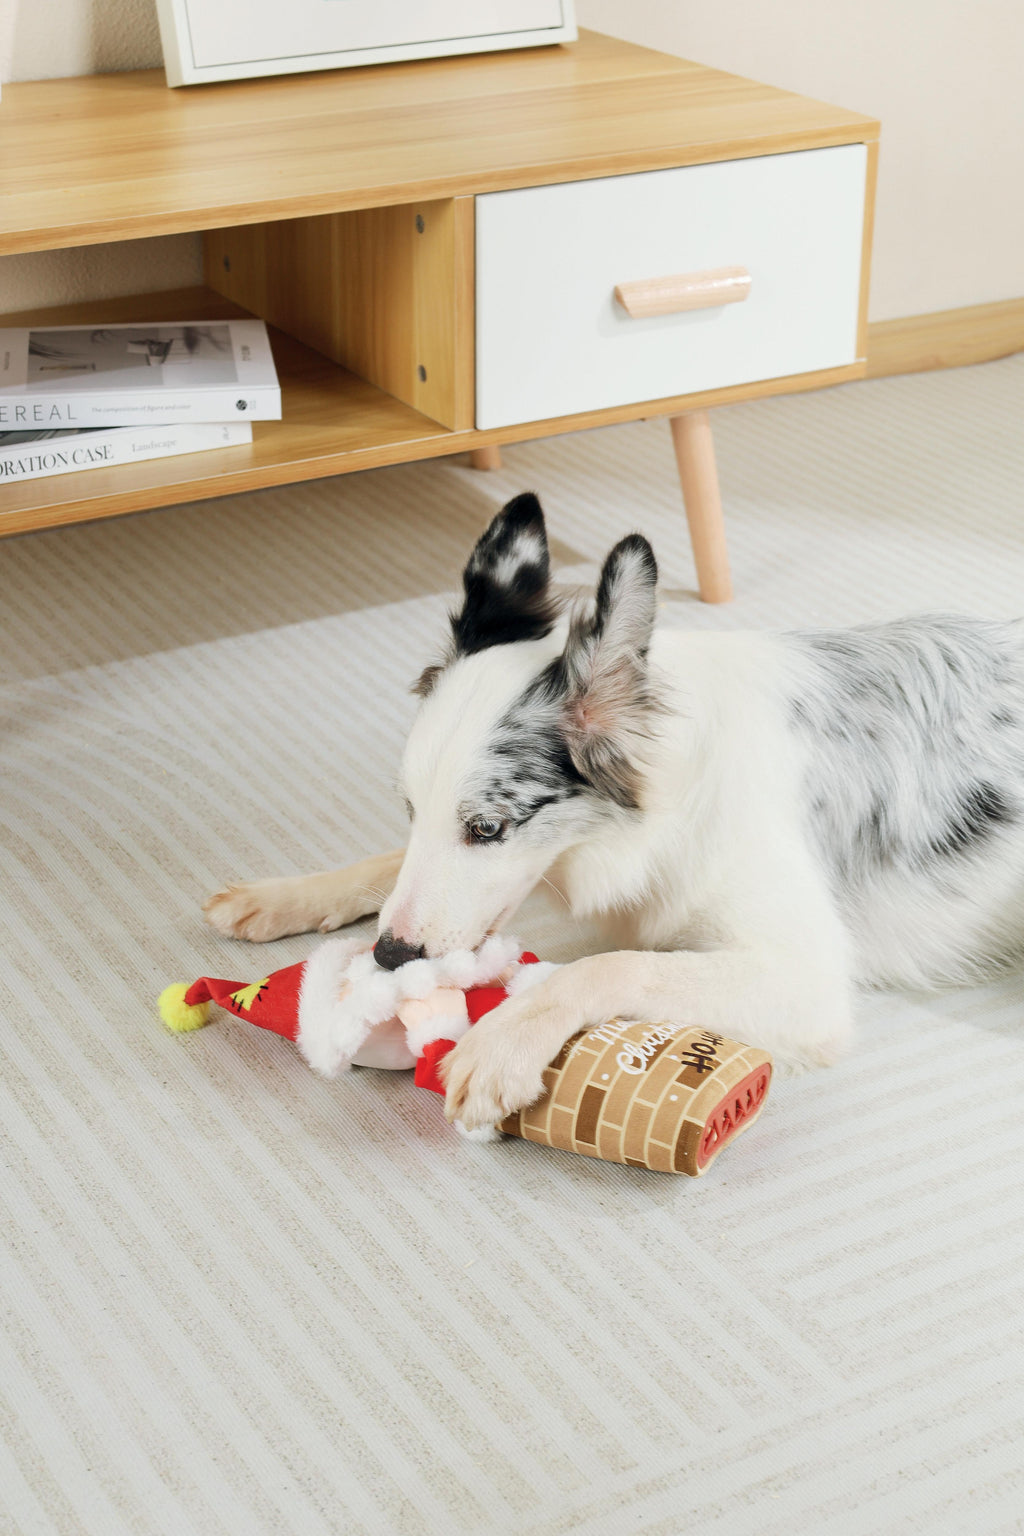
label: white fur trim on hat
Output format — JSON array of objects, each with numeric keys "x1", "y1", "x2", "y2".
[
  {"x1": 403, "y1": 1011, "x2": 471, "y2": 1058},
  {"x1": 395, "y1": 958, "x2": 437, "y2": 999},
  {"x1": 296, "y1": 938, "x2": 381, "y2": 1077},
  {"x1": 505, "y1": 959, "x2": 560, "y2": 995}
]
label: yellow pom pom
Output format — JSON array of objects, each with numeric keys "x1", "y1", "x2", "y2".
[{"x1": 159, "y1": 983, "x2": 212, "y2": 1033}]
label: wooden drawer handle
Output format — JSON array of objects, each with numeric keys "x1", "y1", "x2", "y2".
[{"x1": 614, "y1": 266, "x2": 751, "y2": 318}]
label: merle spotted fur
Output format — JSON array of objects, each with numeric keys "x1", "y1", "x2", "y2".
[
  {"x1": 205, "y1": 493, "x2": 1024, "y2": 1120},
  {"x1": 792, "y1": 616, "x2": 1024, "y2": 894}
]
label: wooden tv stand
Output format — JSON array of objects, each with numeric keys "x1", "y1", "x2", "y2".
[{"x1": 0, "y1": 31, "x2": 878, "y2": 601}]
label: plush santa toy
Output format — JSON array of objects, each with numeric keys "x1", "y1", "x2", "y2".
[
  {"x1": 158, "y1": 936, "x2": 774, "y2": 1176},
  {"x1": 158, "y1": 935, "x2": 549, "y2": 1098}
]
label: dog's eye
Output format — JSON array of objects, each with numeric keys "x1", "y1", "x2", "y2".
[{"x1": 468, "y1": 818, "x2": 505, "y2": 843}]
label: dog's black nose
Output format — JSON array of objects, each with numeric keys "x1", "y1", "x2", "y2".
[{"x1": 373, "y1": 930, "x2": 426, "y2": 971}]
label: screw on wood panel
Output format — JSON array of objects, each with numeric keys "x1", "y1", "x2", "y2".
[
  {"x1": 223, "y1": 256, "x2": 231, "y2": 271},
  {"x1": 417, "y1": 365, "x2": 427, "y2": 382},
  {"x1": 415, "y1": 215, "x2": 425, "y2": 233}
]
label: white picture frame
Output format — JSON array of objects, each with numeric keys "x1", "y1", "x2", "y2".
[{"x1": 155, "y1": 0, "x2": 576, "y2": 88}]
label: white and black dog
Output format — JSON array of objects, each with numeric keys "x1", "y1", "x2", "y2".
[{"x1": 206, "y1": 492, "x2": 1024, "y2": 1131}]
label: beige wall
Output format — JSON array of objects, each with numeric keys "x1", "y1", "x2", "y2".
[
  {"x1": 1, "y1": 0, "x2": 202, "y2": 313},
  {"x1": 579, "y1": 0, "x2": 1024, "y2": 322},
  {"x1": 3, "y1": 0, "x2": 1022, "y2": 321}
]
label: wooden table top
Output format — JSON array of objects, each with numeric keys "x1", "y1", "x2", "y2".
[{"x1": 1, "y1": 31, "x2": 878, "y2": 256}]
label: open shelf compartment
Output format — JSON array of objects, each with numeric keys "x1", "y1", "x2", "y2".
[{"x1": 0, "y1": 286, "x2": 460, "y2": 537}]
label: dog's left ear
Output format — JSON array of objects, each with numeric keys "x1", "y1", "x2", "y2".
[{"x1": 557, "y1": 534, "x2": 659, "y2": 808}]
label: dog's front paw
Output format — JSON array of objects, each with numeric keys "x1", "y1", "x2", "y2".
[
  {"x1": 439, "y1": 999, "x2": 557, "y2": 1133},
  {"x1": 203, "y1": 877, "x2": 332, "y2": 942}
]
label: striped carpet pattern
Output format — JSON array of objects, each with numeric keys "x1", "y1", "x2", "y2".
[{"x1": 2, "y1": 353, "x2": 1023, "y2": 1535}]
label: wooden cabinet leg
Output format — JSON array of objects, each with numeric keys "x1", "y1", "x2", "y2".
[
  {"x1": 470, "y1": 445, "x2": 502, "y2": 471},
  {"x1": 669, "y1": 410, "x2": 733, "y2": 603}
]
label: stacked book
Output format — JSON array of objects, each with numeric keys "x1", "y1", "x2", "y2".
[{"x1": 0, "y1": 319, "x2": 281, "y2": 485}]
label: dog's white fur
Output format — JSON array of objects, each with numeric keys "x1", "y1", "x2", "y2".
[{"x1": 206, "y1": 496, "x2": 1024, "y2": 1132}]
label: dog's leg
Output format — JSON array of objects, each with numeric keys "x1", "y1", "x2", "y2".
[
  {"x1": 441, "y1": 944, "x2": 854, "y2": 1132},
  {"x1": 203, "y1": 849, "x2": 405, "y2": 942}
]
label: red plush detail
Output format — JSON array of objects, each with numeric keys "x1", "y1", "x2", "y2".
[
  {"x1": 415, "y1": 955, "x2": 539, "y2": 1095},
  {"x1": 414, "y1": 1038, "x2": 456, "y2": 1095},
  {"x1": 183, "y1": 977, "x2": 238, "y2": 1008},
  {"x1": 184, "y1": 960, "x2": 307, "y2": 1041},
  {"x1": 463, "y1": 954, "x2": 537, "y2": 1024},
  {"x1": 417, "y1": 984, "x2": 510, "y2": 1095},
  {"x1": 465, "y1": 984, "x2": 508, "y2": 1023}
]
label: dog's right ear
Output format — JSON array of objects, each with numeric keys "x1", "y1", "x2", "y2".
[
  {"x1": 554, "y1": 533, "x2": 660, "y2": 808},
  {"x1": 449, "y1": 493, "x2": 559, "y2": 657}
]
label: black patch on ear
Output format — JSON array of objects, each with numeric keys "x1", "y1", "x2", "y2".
[
  {"x1": 592, "y1": 533, "x2": 659, "y2": 651},
  {"x1": 450, "y1": 493, "x2": 560, "y2": 657}
]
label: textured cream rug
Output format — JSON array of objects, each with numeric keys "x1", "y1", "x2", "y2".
[{"x1": 2, "y1": 354, "x2": 1023, "y2": 1535}]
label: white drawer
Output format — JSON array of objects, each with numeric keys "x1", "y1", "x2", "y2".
[{"x1": 475, "y1": 145, "x2": 867, "y2": 430}]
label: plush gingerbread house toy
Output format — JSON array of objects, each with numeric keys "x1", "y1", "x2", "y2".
[{"x1": 159, "y1": 937, "x2": 773, "y2": 1176}]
